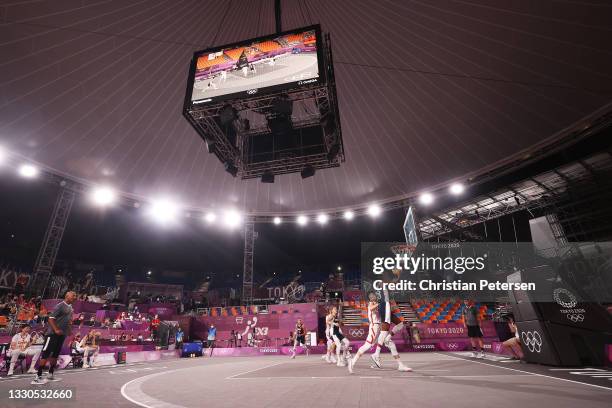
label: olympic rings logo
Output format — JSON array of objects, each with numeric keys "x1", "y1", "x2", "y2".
[
  {"x1": 553, "y1": 288, "x2": 577, "y2": 309},
  {"x1": 567, "y1": 314, "x2": 584, "y2": 323},
  {"x1": 446, "y1": 343, "x2": 458, "y2": 350},
  {"x1": 521, "y1": 331, "x2": 543, "y2": 353},
  {"x1": 349, "y1": 329, "x2": 365, "y2": 337}
]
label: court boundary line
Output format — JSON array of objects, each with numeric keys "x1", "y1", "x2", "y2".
[
  {"x1": 225, "y1": 360, "x2": 288, "y2": 379},
  {"x1": 438, "y1": 353, "x2": 612, "y2": 392}
]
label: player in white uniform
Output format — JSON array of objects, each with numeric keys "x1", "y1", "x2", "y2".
[
  {"x1": 370, "y1": 288, "x2": 411, "y2": 372},
  {"x1": 323, "y1": 310, "x2": 337, "y2": 364},
  {"x1": 348, "y1": 292, "x2": 381, "y2": 374},
  {"x1": 330, "y1": 307, "x2": 350, "y2": 367},
  {"x1": 349, "y1": 291, "x2": 411, "y2": 373}
]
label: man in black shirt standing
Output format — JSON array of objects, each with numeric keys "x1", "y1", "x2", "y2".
[{"x1": 32, "y1": 291, "x2": 76, "y2": 385}]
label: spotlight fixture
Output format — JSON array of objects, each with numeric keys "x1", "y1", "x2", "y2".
[
  {"x1": 317, "y1": 213, "x2": 329, "y2": 225},
  {"x1": 273, "y1": 216, "x2": 282, "y2": 225},
  {"x1": 0, "y1": 146, "x2": 6, "y2": 165},
  {"x1": 261, "y1": 171, "x2": 275, "y2": 183},
  {"x1": 297, "y1": 215, "x2": 308, "y2": 226},
  {"x1": 367, "y1": 204, "x2": 381, "y2": 218},
  {"x1": 337, "y1": 266, "x2": 342, "y2": 271},
  {"x1": 223, "y1": 210, "x2": 243, "y2": 228},
  {"x1": 204, "y1": 212, "x2": 216, "y2": 223},
  {"x1": 300, "y1": 165, "x2": 315, "y2": 179},
  {"x1": 224, "y1": 162, "x2": 238, "y2": 177},
  {"x1": 449, "y1": 183, "x2": 464, "y2": 195},
  {"x1": 419, "y1": 192, "x2": 434, "y2": 205},
  {"x1": 148, "y1": 199, "x2": 180, "y2": 225},
  {"x1": 18, "y1": 164, "x2": 39, "y2": 178},
  {"x1": 90, "y1": 186, "x2": 117, "y2": 206},
  {"x1": 343, "y1": 210, "x2": 354, "y2": 220}
]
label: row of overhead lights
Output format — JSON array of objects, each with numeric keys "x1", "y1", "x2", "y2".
[{"x1": 0, "y1": 146, "x2": 467, "y2": 227}]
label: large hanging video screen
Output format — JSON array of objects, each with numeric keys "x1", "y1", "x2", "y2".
[{"x1": 185, "y1": 25, "x2": 323, "y2": 106}]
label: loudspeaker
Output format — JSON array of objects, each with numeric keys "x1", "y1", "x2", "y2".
[{"x1": 116, "y1": 351, "x2": 127, "y2": 364}]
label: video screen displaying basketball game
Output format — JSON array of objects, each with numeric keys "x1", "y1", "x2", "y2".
[{"x1": 187, "y1": 26, "x2": 322, "y2": 105}]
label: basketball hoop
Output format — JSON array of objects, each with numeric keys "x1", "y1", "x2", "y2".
[{"x1": 390, "y1": 244, "x2": 417, "y2": 256}]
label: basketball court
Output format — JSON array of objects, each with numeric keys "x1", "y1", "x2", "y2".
[{"x1": 0, "y1": 353, "x2": 610, "y2": 408}]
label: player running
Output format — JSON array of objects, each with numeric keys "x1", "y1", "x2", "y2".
[
  {"x1": 348, "y1": 292, "x2": 381, "y2": 374},
  {"x1": 290, "y1": 318, "x2": 309, "y2": 359}
]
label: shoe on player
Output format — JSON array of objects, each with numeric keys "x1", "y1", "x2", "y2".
[
  {"x1": 31, "y1": 376, "x2": 48, "y2": 385},
  {"x1": 478, "y1": 351, "x2": 485, "y2": 359},
  {"x1": 370, "y1": 354, "x2": 381, "y2": 369},
  {"x1": 397, "y1": 363, "x2": 412, "y2": 372},
  {"x1": 46, "y1": 373, "x2": 62, "y2": 382},
  {"x1": 336, "y1": 360, "x2": 346, "y2": 367},
  {"x1": 471, "y1": 351, "x2": 478, "y2": 358},
  {"x1": 347, "y1": 358, "x2": 355, "y2": 374}
]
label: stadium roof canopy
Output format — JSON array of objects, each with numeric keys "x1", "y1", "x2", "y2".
[{"x1": 2, "y1": 0, "x2": 611, "y2": 216}]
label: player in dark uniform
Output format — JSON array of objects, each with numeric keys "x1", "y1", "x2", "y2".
[
  {"x1": 330, "y1": 306, "x2": 350, "y2": 366},
  {"x1": 290, "y1": 319, "x2": 309, "y2": 359},
  {"x1": 33, "y1": 291, "x2": 77, "y2": 384}
]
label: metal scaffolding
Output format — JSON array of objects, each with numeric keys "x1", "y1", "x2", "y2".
[
  {"x1": 418, "y1": 152, "x2": 612, "y2": 241},
  {"x1": 242, "y1": 222, "x2": 256, "y2": 304},
  {"x1": 30, "y1": 187, "x2": 76, "y2": 297}
]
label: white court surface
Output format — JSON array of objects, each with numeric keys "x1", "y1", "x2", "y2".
[{"x1": 0, "y1": 353, "x2": 610, "y2": 408}]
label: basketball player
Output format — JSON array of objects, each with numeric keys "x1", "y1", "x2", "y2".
[
  {"x1": 290, "y1": 318, "x2": 308, "y2": 359},
  {"x1": 348, "y1": 292, "x2": 381, "y2": 374},
  {"x1": 372, "y1": 289, "x2": 412, "y2": 371},
  {"x1": 330, "y1": 306, "x2": 350, "y2": 366},
  {"x1": 323, "y1": 309, "x2": 337, "y2": 364}
]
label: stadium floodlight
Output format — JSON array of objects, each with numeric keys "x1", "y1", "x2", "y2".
[
  {"x1": 317, "y1": 213, "x2": 329, "y2": 225},
  {"x1": 0, "y1": 146, "x2": 6, "y2": 165},
  {"x1": 204, "y1": 212, "x2": 217, "y2": 223},
  {"x1": 337, "y1": 266, "x2": 342, "y2": 271},
  {"x1": 18, "y1": 164, "x2": 39, "y2": 178},
  {"x1": 419, "y1": 192, "x2": 434, "y2": 205},
  {"x1": 91, "y1": 186, "x2": 117, "y2": 206},
  {"x1": 343, "y1": 210, "x2": 354, "y2": 220},
  {"x1": 148, "y1": 198, "x2": 180, "y2": 225},
  {"x1": 367, "y1": 204, "x2": 381, "y2": 218},
  {"x1": 449, "y1": 183, "x2": 464, "y2": 195},
  {"x1": 223, "y1": 209, "x2": 243, "y2": 228},
  {"x1": 273, "y1": 216, "x2": 282, "y2": 225},
  {"x1": 297, "y1": 215, "x2": 308, "y2": 226}
]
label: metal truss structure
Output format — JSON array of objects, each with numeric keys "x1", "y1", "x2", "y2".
[
  {"x1": 184, "y1": 33, "x2": 344, "y2": 180},
  {"x1": 242, "y1": 222, "x2": 256, "y2": 304},
  {"x1": 30, "y1": 186, "x2": 76, "y2": 297},
  {"x1": 418, "y1": 152, "x2": 612, "y2": 241}
]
